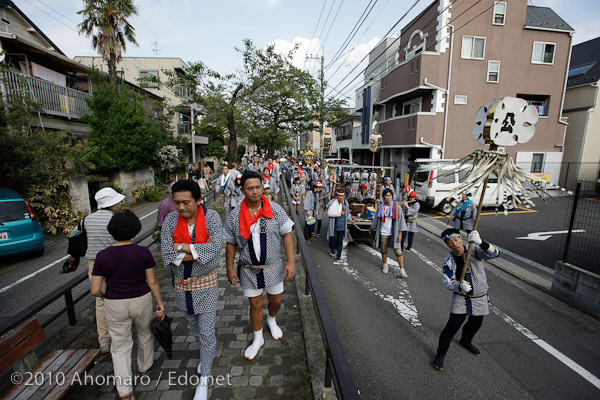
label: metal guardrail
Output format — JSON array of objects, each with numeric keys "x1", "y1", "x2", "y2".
[
  {"x1": 0, "y1": 182, "x2": 219, "y2": 338},
  {"x1": 281, "y1": 176, "x2": 360, "y2": 399},
  {"x1": 0, "y1": 228, "x2": 156, "y2": 337}
]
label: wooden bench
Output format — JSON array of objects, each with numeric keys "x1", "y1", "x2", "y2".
[{"x1": 0, "y1": 318, "x2": 100, "y2": 400}]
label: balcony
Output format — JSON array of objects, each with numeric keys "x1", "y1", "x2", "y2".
[
  {"x1": 1, "y1": 69, "x2": 91, "y2": 120},
  {"x1": 379, "y1": 113, "x2": 441, "y2": 146},
  {"x1": 380, "y1": 52, "x2": 445, "y2": 103}
]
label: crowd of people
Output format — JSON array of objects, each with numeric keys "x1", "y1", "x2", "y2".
[{"x1": 82, "y1": 153, "x2": 498, "y2": 399}]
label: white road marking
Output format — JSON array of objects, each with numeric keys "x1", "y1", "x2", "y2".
[
  {"x1": 0, "y1": 255, "x2": 69, "y2": 294},
  {"x1": 336, "y1": 243, "x2": 422, "y2": 328},
  {"x1": 140, "y1": 209, "x2": 158, "y2": 220},
  {"x1": 1, "y1": 208, "x2": 158, "y2": 294},
  {"x1": 516, "y1": 229, "x2": 585, "y2": 241},
  {"x1": 410, "y1": 247, "x2": 600, "y2": 390}
]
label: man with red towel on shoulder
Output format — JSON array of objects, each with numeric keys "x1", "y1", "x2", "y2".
[
  {"x1": 160, "y1": 180, "x2": 223, "y2": 400},
  {"x1": 224, "y1": 170, "x2": 295, "y2": 361}
]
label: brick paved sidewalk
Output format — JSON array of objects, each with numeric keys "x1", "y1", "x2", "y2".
[{"x1": 61, "y1": 203, "x2": 314, "y2": 399}]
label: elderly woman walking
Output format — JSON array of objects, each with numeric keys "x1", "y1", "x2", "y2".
[{"x1": 91, "y1": 210, "x2": 165, "y2": 400}]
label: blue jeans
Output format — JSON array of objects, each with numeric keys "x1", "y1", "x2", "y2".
[
  {"x1": 329, "y1": 230, "x2": 345, "y2": 260},
  {"x1": 402, "y1": 231, "x2": 414, "y2": 250}
]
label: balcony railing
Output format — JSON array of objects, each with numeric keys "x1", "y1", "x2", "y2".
[{"x1": 1, "y1": 69, "x2": 91, "y2": 119}]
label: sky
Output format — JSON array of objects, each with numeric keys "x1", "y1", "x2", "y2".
[{"x1": 14, "y1": 0, "x2": 600, "y2": 106}]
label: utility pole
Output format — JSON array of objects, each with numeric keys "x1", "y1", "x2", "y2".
[{"x1": 305, "y1": 52, "x2": 325, "y2": 160}]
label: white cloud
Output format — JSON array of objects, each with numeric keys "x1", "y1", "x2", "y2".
[{"x1": 268, "y1": 36, "x2": 321, "y2": 70}]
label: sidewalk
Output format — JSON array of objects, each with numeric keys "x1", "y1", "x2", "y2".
[
  {"x1": 417, "y1": 216, "x2": 554, "y2": 292},
  {"x1": 55, "y1": 199, "x2": 315, "y2": 399}
]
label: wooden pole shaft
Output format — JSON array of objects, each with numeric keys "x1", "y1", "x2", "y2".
[{"x1": 460, "y1": 144, "x2": 497, "y2": 283}]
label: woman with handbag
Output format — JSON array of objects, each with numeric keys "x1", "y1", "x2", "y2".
[{"x1": 91, "y1": 210, "x2": 165, "y2": 400}]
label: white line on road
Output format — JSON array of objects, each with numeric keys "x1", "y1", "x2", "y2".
[
  {"x1": 410, "y1": 247, "x2": 600, "y2": 390},
  {"x1": 1, "y1": 208, "x2": 158, "y2": 295},
  {"x1": 140, "y1": 209, "x2": 158, "y2": 220},
  {"x1": 0, "y1": 255, "x2": 69, "y2": 294}
]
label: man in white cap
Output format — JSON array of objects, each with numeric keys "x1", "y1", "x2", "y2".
[{"x1": 85, "y1": 187, "x2": 125, "y2": 353}]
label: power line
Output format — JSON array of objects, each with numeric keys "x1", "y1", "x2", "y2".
[
  {"x1": 320, "y1": 0, "x2": 345, "y2": 51},
  {"x1": 305, "y1": 0, "x2": 328, "y2": 60},
  {"x1": 34, "y1": 0, "x2": 79, "y2": 26},
  {"x1": 313, "y1": 0, "x2": 338, "y2": 54},
  {"x1": 328, "y1": 0, "x2": 484, "y2": 101},
  {"x1": 325, "y1": 0, "x2": 378, "y2": 71},
  {"x1": 20, "y1": 0, "x2": 77, "y2": 32},
  {"x1": 326, "y1": 0, "x2": 423, "y2": 98}
]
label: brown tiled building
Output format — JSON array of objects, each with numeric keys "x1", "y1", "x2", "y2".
[{"x1": 361, "y1": 0, "x2": 573, "y2": 184}]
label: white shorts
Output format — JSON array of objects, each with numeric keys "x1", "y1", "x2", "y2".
[{"x1": 243, "y1": 281, "x2": 284, "y2": 298}]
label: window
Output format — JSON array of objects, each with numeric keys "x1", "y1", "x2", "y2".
[
  {"x1": 532, "y1": 42, "x2": 555, "y2": 65},
  {"x1": 116, "y1": 70, "x2": 124, "y2": 79},
  {"x1": 437, "y1": 169, "x2": 455, "y2": 184},
  {"x1": 139, "y1": 70, "x2": 158, "y2": 87},
  {"x1": 517, "y1": 93, "x2": 550, "y2": 116},
  {"x1": 461, "y1": 36, "x2": 485, "y2": 60},
  {"x1": 492, "y1": 2, "x2": 506, "y2": 25},
  {"x1": 402, "y1": 98, "x2": 421, "y2": 115},
  {"x1": 487, "y1": 61, "x2": 500, "y2": 83},
  {"x1": 568, "y1": 63, "x2": 595, "y2": 78},
  {"x1": 531, "y1": 154, "x2": 544, "y2": 173},
  {"x1": 454, "y1": 95, "x2": 468, "y2": 105}
]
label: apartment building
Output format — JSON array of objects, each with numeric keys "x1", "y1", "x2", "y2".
[
  {"x1": 359, "y1": 0, "x2": 573, "y2": 184},
  {"x1": 561, "y1": 36, "x2": 600, "y2": 188},
  {"x1": 74, "y1": 56, "x2": 206, "y2": 165}
]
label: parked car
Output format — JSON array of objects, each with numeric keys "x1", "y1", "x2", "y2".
[
  {"x1": 0, "y1": 188, "x2": 44, "y2": 258},
  {"x1": 411, "y1": 161, "x2": 516, "y2": 214}
]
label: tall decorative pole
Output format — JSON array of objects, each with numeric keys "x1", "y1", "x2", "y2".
[{"x1": 459, "y1": 96, "x2": 540, "y2": 282}]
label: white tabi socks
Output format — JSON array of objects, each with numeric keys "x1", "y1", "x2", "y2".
[
  {"x1": 267, "y1": 315, "x2": 283, "y2": 340},
  {"x1": 244, "y1": 329, "x2": 264, "y2": 360},
  {"x1": 193, "y1": 376, "x2": 209, "y2": 400}
]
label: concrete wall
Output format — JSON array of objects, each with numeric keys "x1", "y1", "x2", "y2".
[
  {"x1": 552, "y1": 261, "x2": 600, "y2": 319},
  {"x1": 68, "y1": 175, "x2": 91, "y2": 215},
  {"x1": 111, "y1": 168, "x2": 155, "y2": 203}
]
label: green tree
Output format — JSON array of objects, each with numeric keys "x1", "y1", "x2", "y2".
[
  {"x1": 83, "y1": 77, "x2": 170, "y2": 173},
  {"x1": 244, "y1": 42, "x2": 345, "y2": 158},
  {"x1": 78, "y1": 0, "x2": 139, "y2": 101},
  {"x1": 164, "y1": 61, "x2": 247, "y2": 164},
  {"x1": 0, "y1": 68, "x2": 88, "y2": 234}
]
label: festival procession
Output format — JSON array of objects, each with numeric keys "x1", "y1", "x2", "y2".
[{"x1": 1, "y1": 1, "x2": 599, "y2": 400}]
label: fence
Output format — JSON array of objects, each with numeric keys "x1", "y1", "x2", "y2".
[
  {"x1": 560, "y1": 181, "x2": 600, "y2": 275},
  {"x1": 1, "y1": 69, "x2": 91, "y2": 119},
  {"x1": 281, "y1": 173, "x2": 360, "y2": 399}
]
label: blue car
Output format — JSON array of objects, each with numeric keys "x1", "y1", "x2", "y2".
[{"x1": 0, "y1": 188, "x2": 45, "y2": 257}]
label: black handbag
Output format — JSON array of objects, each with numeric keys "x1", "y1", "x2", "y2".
[{"x1": 67, "y1": 218, "x2": 88, "y2": 257}]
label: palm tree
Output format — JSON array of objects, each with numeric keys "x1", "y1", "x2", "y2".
[{"x1": 77, "y1": 0, "x2": 139, "y2": 101}]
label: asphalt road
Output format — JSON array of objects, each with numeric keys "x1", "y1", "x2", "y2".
[
  {"x1": 305, "y1": 214, "x2": 600, "y2": 399},
  {"x1": 0, "y1": 201, "x2": 161, "y2": 331},
  {"x1": 419, "y1": 194, "x2": 600, "y2": 271}
]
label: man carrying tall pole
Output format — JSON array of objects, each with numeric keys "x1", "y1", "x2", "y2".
[{"x1": 433, "y1": 229, "x2": 500, "y2": 371}]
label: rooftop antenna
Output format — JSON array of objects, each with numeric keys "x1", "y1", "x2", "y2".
[{"x1": 152, "y1": 37, "x2": 162, "y2": 56}]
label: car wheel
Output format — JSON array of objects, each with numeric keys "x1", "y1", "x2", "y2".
[
  {"x1": 438, "y1": 200, "x2": 454, "y2": 215},
  {"x1": 504, "y1": 196, "x2": 515, "y2": 211}
]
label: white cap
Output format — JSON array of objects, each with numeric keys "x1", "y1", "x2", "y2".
[{"x1": 95, "y1": 187, "x2": 125, "y2": 209}]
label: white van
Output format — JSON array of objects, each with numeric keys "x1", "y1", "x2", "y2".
[{"x1": 411, "y1": 161, "x2": 516, "y2": 214}]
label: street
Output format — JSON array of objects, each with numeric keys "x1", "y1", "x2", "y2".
[
  {"x1": 0, "y1": 201, "x2": 160, "y2": 330},
  {"x1": 1, "y1": 192, "x2": 599, "y2": 399},
  {"x1": 303, "y1": 203, "x2": 600, "y2": 399}
]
